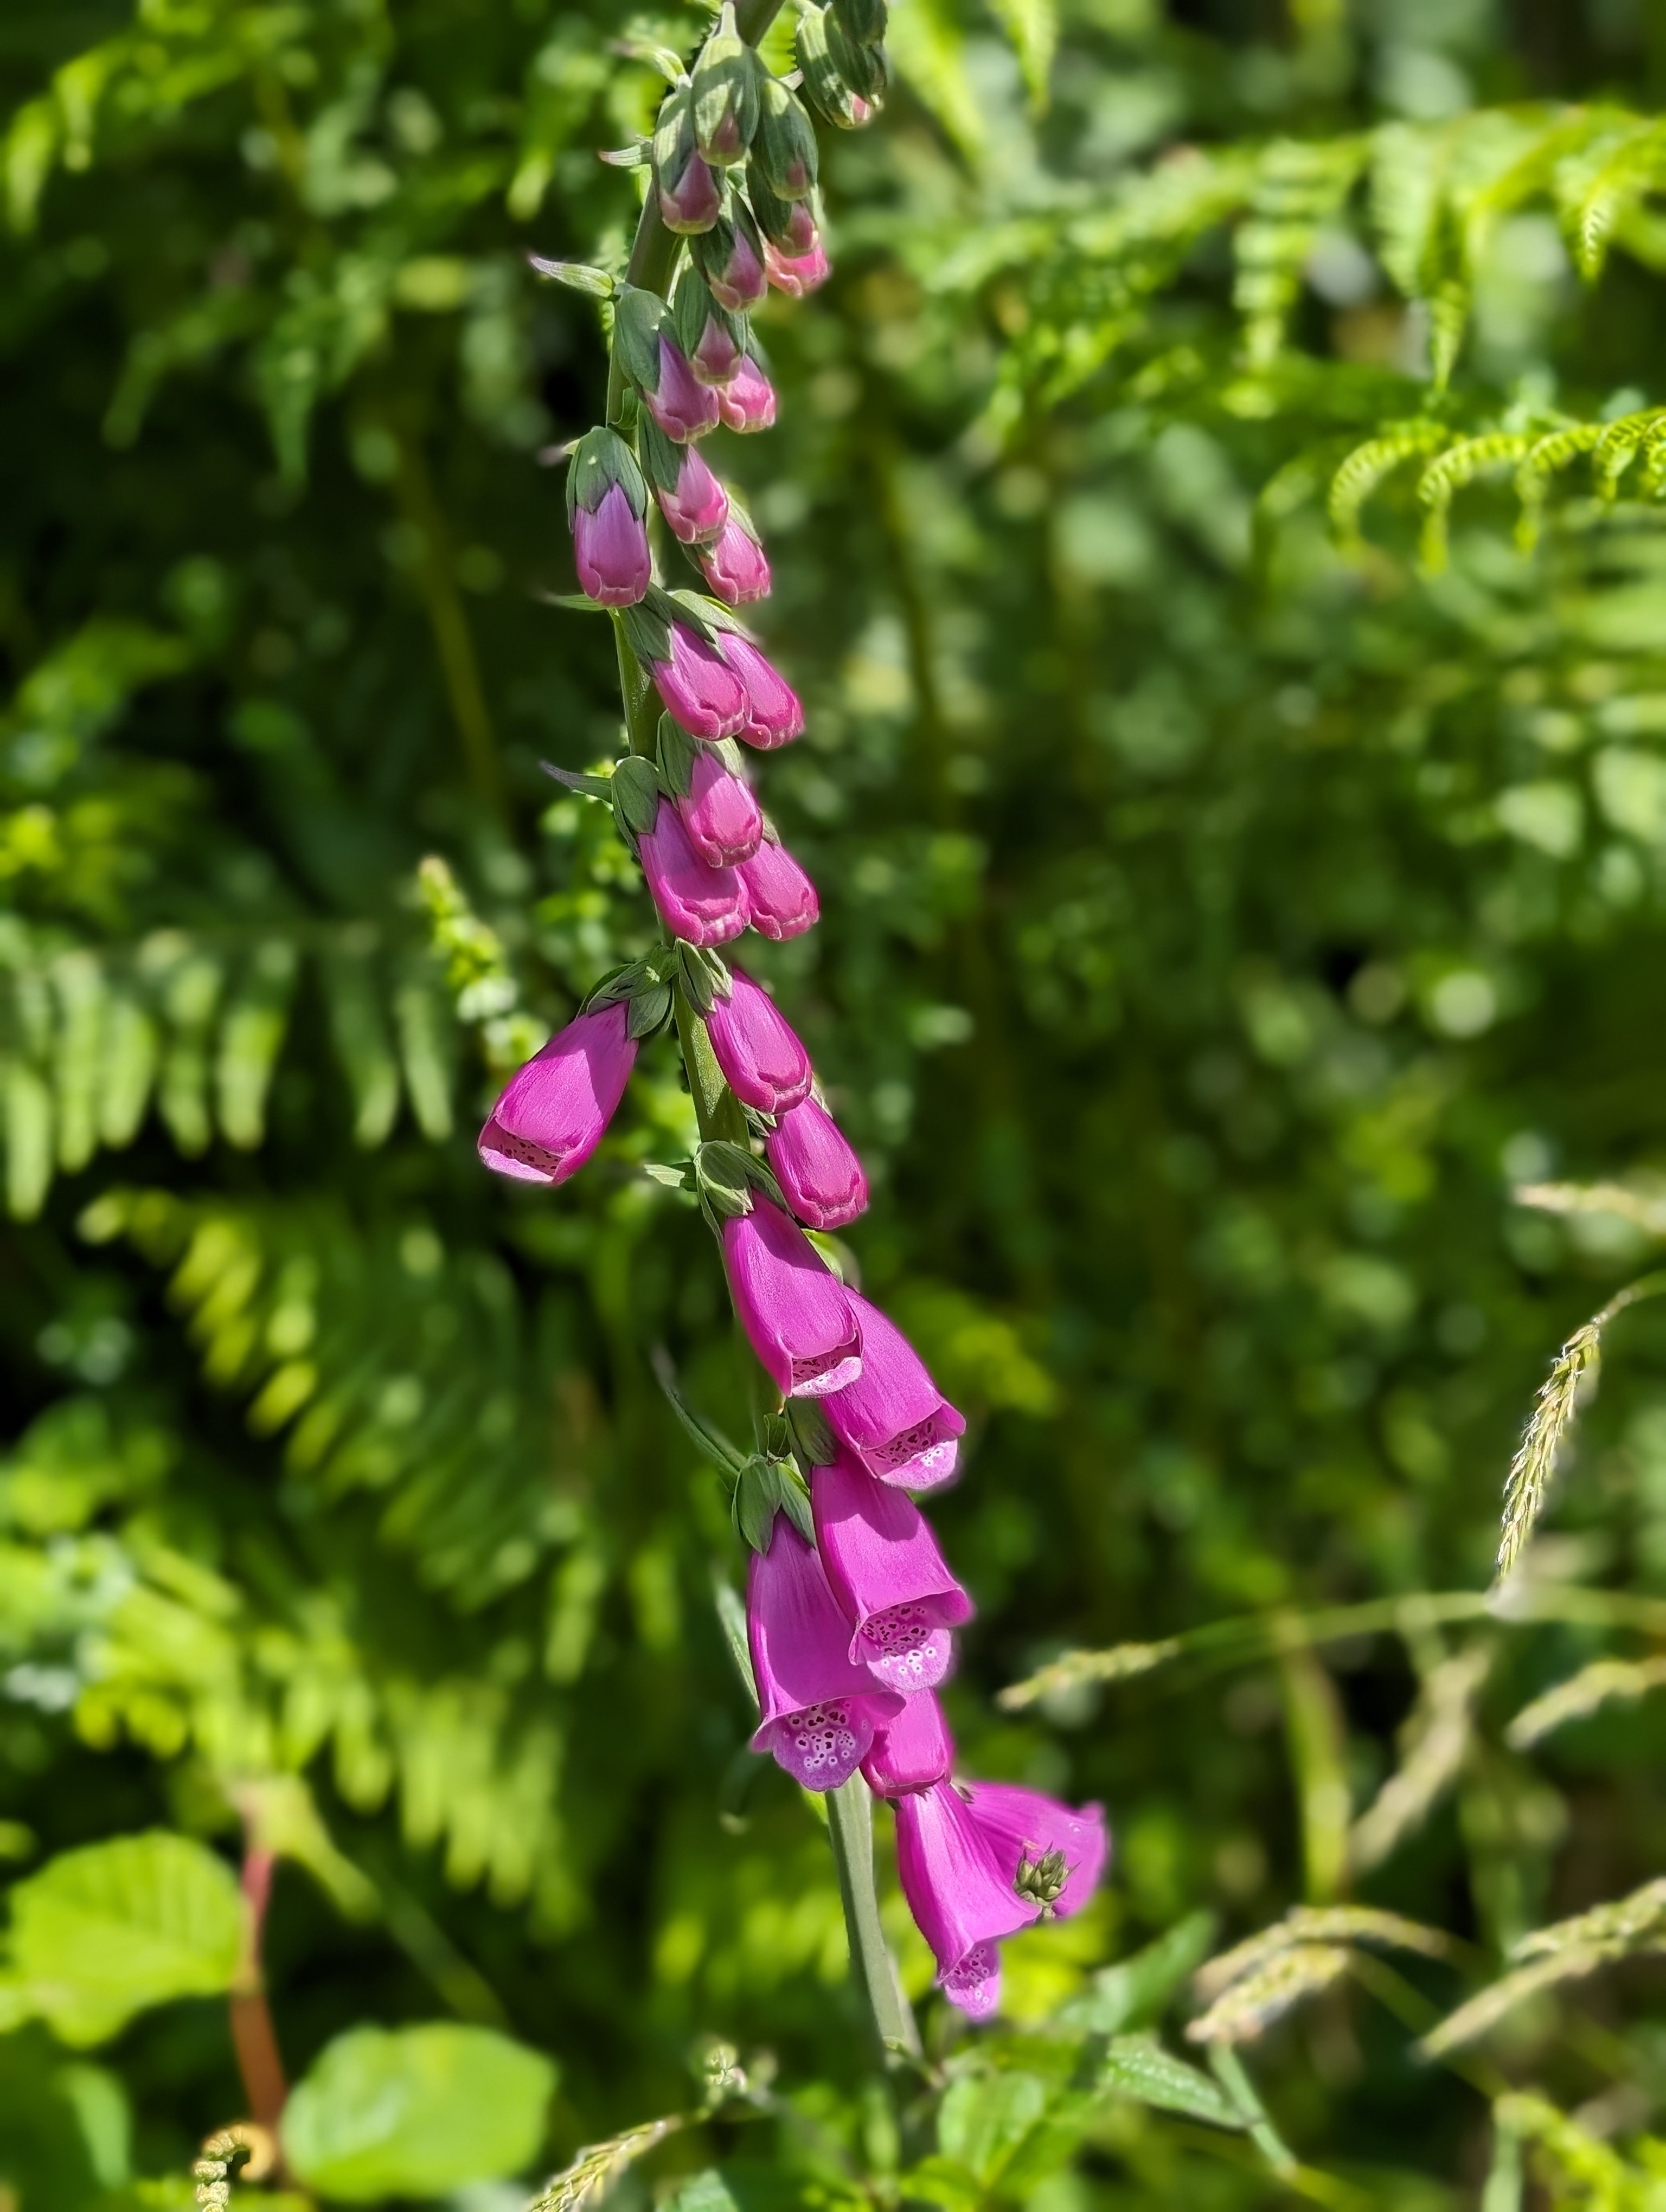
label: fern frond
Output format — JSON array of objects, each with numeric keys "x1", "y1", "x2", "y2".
[
  {"x1": 1233, "y1": 136, "x2": 1367, "y2": 369},
  {"x1": 1328, "y1": 420, "x2": 1446, "y2": 548},
  {"x1": 1415, "y1": 429, "x2": 1535, "y2": 570}
]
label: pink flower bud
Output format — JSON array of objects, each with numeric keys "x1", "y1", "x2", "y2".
[
  {"x1": 649, "y1": 620, "x2": 749, "y2": 740},
  {"x1": 747, "y1": 1517, "x2": 903, "y2": 1789},
  {"x1": 812, "y1": 1455, "x2": 973, "y2": 1692},
  {"x1": 716, "y1": 355, "x2": 777, "y2": 433},
  {"x1": 736, "y1": 838, "x2": 819, "y2": 940},
  {"x1": 960, "y1": 1783, "x2": 1109, "y2": 1923},
  {"x1": 638, "y1": 798, "x2": 748, "y2": 946},
  {"x1": 895, "y1": 1782, "x2": 1039, "y2": 2021},
  {"x1": 765, "y1": 1096, "x2": 868, "y2": 1229},
  {"x1": 659, "y1": 151, "x2": 723, "y2": 234},
  {"x1": 781, "y1": 199, "x2": 819, "y2": 256},
  {"x1": 764, "y1": 237, "x2": 831, "y2": 298},
  {"x1": 478, "y1": 1003, "x2": 636, "y2": 1185},
  {"x1": 676, "y1": 746, "x2": 764, "y2": 866},
  {"x1": 699, "y1": 215, "x2": 768, "y2": 312},
  {"x1": 655, "y1": 446, "x2": 730, "y2": 545},
  {"x1": 644, "y1": 336, "x2": 721, "y2": 442},
  {"x1": 572, "y1": 480, "x2": 651, "y2": 607},
  {"x1": 824, "y1": 1295, "x2": 965, "y2": 1487},
  {"x1": 721, "y1": 1196, "x2": 862, "y2": 1397},
  {"x1": 862, "y1": 1690, "x2": 954, "y2": 1798},
  {"x1": 699, "y1": 515, "x2": 772, "y2": 605},
  {"x1": 718, "y1": 632, "x2": 803, "y2": 747},
  {"x1": 690, "y1": 313, "x2": 745, "y2": 386},
  {"x1": 704, "y1": 967, "x2": 812, "y2": 1114}
]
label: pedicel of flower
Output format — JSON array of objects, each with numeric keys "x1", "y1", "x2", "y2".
[
  {"x1": 754, "y1": 75, "x2": 819, "y2": 201},
  {"x1": 862, "y1": 1688, "x2": 954, "y2": 1798},
  {"x1": 699, "y1": 510, "x2": 772, "y2": 604},
  {"x1": 703, "y1": 967, "x2": 813, "y2": 1114},
  {"x1": 478, "y1": 1001, "x2": 637, "y2": 1186},
  {"x1": 721, "y1": 1196, "x2": 863, "y2": 1398},
  {"x1": 765, "y1": 1095, "x2": 868, "y2": 1229},
  {"x1": 823, "y1": 1293, "x2": 966, "y2": 1487},
  {"x1": 736, "y1": 835, "x2": 819, "y2": 939},
  {"x1": 894, "y1": 1780, "x2": 1039, "y2": 2021},
  {"x1": 691, "y1": 194, "x2": 770, "y2": 312},
  {"x1": 640, "y1": 415, "x2": 729, "y2": 543},
  {"x1": 812, "y1": 1454, "x2": 973, "y2": 1692},
  {"x1": 690, "y1": 3, "x2": 762, "y2": 167},
  {"x1": 746, "y1": 1516, "x2": 903, "y2": 1789},
  {"x1": 653, "y1": 82, "x2": 723, "y2": 233}
]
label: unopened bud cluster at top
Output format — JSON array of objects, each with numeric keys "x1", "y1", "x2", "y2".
[{"x1": 482, "y1": 0, "x2": 1106, "y2": 2025}]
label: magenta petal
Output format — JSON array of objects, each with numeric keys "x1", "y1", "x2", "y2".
[
  {"x1": 813, "y1": 1455, "x2": 973, "y2": 1692},
  {"x1": 691, "y1": 316, "x2": 744, "y2": 385},
  {"x1": 716, "y1": 356, "x2": 777, "y2": 433},
  {"x1": 765, "y1": 1096, "x2": 868, "y2": 1230},
  {"x1": 699, "y1": 517, "x2": 772, "y2": 605},
  {"x1": 660, "y1": 155, "x2": 722, "y2": 234},
  {"x1": 862, "y1": 1690, "x2": 955, "y2": 1798},
  {"x1": 962, "y1": 1784, "x2": 1110, "y2": 1921},
  {"x1": 657, "y1": 448, "x2": 730, "y2": 544},
  {"x1": 721, "y1": 1198, "x2": 862, "y2": 1397},
  {"x1": 651, "y1": 621, "x2": 749, "y2": 740},
  {"x1": 709, "y1": 227, "x2": 768, "y2": 313},
  {"x1": 677, "y1": 748, "x2": 764, "y2": 866},
  {"x1": 895, "y1": 1781, "x2": 1037, "y2": 2005},
  {"x1": 747, "y1": 1518, "x2": 902, "y2": 1788},
  {"x1": 719, "y1": 633, "x2": 803, "y2": 748},
  {"x1": 478, "y1": 1004, "x2": 636, "y2": 1185},
  {"x1": 573, "y1": 483, "x2": 650, "y2": 606},
  {"x1": 638, "y1": 799, "x2": 748, "y2": 946},
  {"x1": 765, "y1": 239, "x2": 831, "y2": 297},
  {"x1": 645, "y1": 336, "x2": 721, "y2": 441},
  {"x1": 704, "y1": 968, "x2": 812, "y2": 1113},
  {"x1": 823, "y1": 1295, "x2": 966, "y2": 1488},
  {"x1": 736, "y1": 840, "x2": 819, "y2": 940}
]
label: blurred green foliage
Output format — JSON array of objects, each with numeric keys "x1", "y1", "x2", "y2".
[{"x1": 8, "y1": 0, "x2": 1666, "y2": 2204}]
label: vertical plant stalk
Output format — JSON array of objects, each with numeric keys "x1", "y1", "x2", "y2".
[
  {"x1": 229, "y1": 1843, "x2": 290, "y2": 2146},
  {"x1": 827, "y1": 1774, "x2": 922, "y2": 2063},
  {"x1": 390, "y1": 426, "x2": 504, "y2": 813}
]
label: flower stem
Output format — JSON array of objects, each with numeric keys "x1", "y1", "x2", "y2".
[{"x1": 826, "y1": 1773, "x2": 922, "y2": 2066}]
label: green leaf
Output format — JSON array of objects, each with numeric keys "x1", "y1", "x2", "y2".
[
  {"x1": 1094, "y1": 2036, "x2": 1247, "y2": 2130},
  {"x1": 937, "y1": 2070, "x2": 1049, "y2": 2184},
  {"x1": 988, "y1": 0, "x2": 1057, "y2": 112},
  {"x1": 6, "y1": 1831, "x2": 244, "y2": 2045},
  {"x1": 281, "y1": 2023, "x2": 556, "y2": 2201},
  {"x1": 896, "y1": 2153, "x2": 983, "y2": 2210},
  {"x1": 1055, "y1": 1910, "x2": 1219, "y2": 2034}
]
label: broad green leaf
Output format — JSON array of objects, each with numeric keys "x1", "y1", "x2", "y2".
[
  {"x1": 896, "y1": 2153, "x2": 983, "y2": 2210},
  {"x1": 1055, "y1": 1909, "x2": 1220, "y2": 2034},
  {"x1": 281, "y1": 2022, "x2": 556, "y2": 2200},
  {"x1": 988, "y1": 0, "x2": 1057, "y2": 111},
  {"x1": 886, "y1": 0, "x2": 984, "y2": 166},
  {"x1": 7, "y1": 1831, "x2": 244, "y2": 2045},
  {"x1": 937, "y1": 2070, "x2": 1049, "y2": 2183},
  {"x1": 1095, "y1": 2036, "x2": 1247, "y2": 2130}
]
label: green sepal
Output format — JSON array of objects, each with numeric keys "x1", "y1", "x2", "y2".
[
  {"x1": 825, "y1": 5, "x2": 887, "y2": 97},
  {"x1": 776, "y1": 1462, "x2": 815, "y2": 1545},
  {"x1": 527, "y1": 255, "x2": 617, "y2": 298},
  {"x1": 636, "y1": 411, "x2": 685, "y2": 498},
  {"x1": 567, "y1": 425, "x2": 649, "y2": 523},
  {"x1": 759, "y1": 1411, "x2": 793, "y2": 1461},
  {"x1": 796, "y1": 7, "x2": 864, "y2": 128},
  {"x1": 619, "y1": 594, "x2": 675, "y2": 668},
  {"x1": 786, "y1": 1397, "x2": 838, "y2": 1468},
  {"x1": 622, "y1": 37, "x2": 687, "y2": 83},
  {"x1": 754, "y1": 76, "x2": 819, "y2": 202},
  {"x1": 664, "y1": 584, "x2": 740, "y2": 641},
  {"x1": 612, "y1": 285, "x2": 670, "y2": 395},
  {"x1": 831, "y1": 0, "x2": 888, "y2": 50},
  {"x1": 651, "y1": 1346, "x2": 750, "y2": 1476},
  {"x1": 611, "y1": 754, "x2": 663, "y2": 839},
  {"x1": 733, "y1": 1455, "x2": 778, "y2": 1551},
  {"x1": 745, "y1": 162, "x2": 801, "y2": 250},
  {"x1": 657, "y1": 712, "x2": 700, "y2": 799},
  {"x1": 626, "y1": 980, "x2": 675, "y2": 1040},
  {"x1": 696, "y1": 1138, "x2": 757, "y2": 1229},
  {"x1": 653, "y1": 82, "x2": 698, "y2": 188},
  {"x1": 644, "y1": 1158, "x2": 695, "y2": 1189},
  {"x1": 676, "y1": 941, "x2": 732, "y2": 1014},
  {"x1": 540, "y1": 761, "x2": 616, "y2": 803},
  {"x1": 690, "y1": 3, "x2": 761, "y2": 167},
  {"x1": 598, "y1": 140, "x2": 651, "y2": 169},
  {"x1": 541, "y1": 592, "x2": 612, "y2": 614},
  {"x1": 691, "y1": 192, "x2": 767, "y2": 294}
]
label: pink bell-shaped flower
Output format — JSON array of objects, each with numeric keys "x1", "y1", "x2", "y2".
[
  {"x1": 862, "y1": 1689, "x2": 954, "y2": 1798},
  {"x1": 704, "y1": 968, "x2": 812, "y2": 1114},
  {"x1": 648, "y1": 620, "x2": 749, "y2": 740},
  {"x1": 747, "y1": 1517, "x2": 903, "y2": 1789},
  {"x1": 960, "y1": 1783, "x2": 1109, "y2": 1923},
  {"x1": 764, "y1": 237, "x2": 831, "y2": 297},
  {"x1": 894, "y1": 1781, "x2": 1039, "y2": 2021},
  {"x1": 721, "y1": 1197, "x2": 862, "y2": 1398},
  {"x1": 572, "y1": 481, "x2": 651, "y2": 607},
  {"x1": 765, "y1": 1096, "x2": 868, "y2": 1230},
  {"x1": 824, "y1": 1295, "x2": 965, "y2": 1488},
  {"x1": 719, "y1": 632, "x2": 803, "y2": 747},
  {"x1": 656, "y1": 445, "x2": 730, "y2": 544},
  {"x1": 676, "y1": 747, "x2": 764, "y2": 867},
  {"x1": 812, "y1": 1455, "x2": 973, "y2": 1692},
  {"x1": 478, "y1": 1002, "x2": 636, "y2": 1185},
  {"x1": 738, "y1": 838, "x2": 819, "y2": 940},
  {"x1": 699, "y1": 514, "x2": 772, "y2": 606},
  {"x1": 716, "y1": 353, "x2": 777, "y2": 433},
  {"x1": 690, "y1": 311, "x2": 745, "y2": 386},
  {"x1": 638, "y1": 799, "x2": 748, "y2": 947},
  {"x1": 644, "y1": 336, "x2": 721, "y2": 442}
]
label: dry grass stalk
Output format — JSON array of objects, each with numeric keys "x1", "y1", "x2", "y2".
[
  {"x1": 1516, "y1": 1180, "x2": 1666, "y2": 1234},
  {"x1": 1186, "y1": 1943, "x2": 1352, "y2": 2046},
  {"x1": 1420, "y1": 1877, "x2": 1666, "y2": 2058},
  {"x1": 529, "y1": 2114, "x2": 689, "y2": 2212},
  {"x1": 998, "y1": 1637, "x2": 1183, "y2": 1711},
  {"x1": 1349, "y1": 1643, "x2": 1491, "y2": 1874},
  {"x1": 1194, "y1": 1905, "x2": 1456, "y2": 2006},
  {"x1": 1505, "y1": 1655, "x2": 1666, "y2": 1748}
]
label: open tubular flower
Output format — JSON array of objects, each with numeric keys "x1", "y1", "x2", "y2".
[
  {"x1": 638, "y1": 799, "x2": 748, "y2": 946},
  {"x1": 747, "y1": 1516, "x2": 903, "y2": 1789},
  {"x1": 862, "y1": 1689, "x2": 953, "y2": 1797},
  {"x1": 478, "y1": 1002, "x2": 636, "y2": 1185},
  {"x1": 960, "y1": 1784, "x2": 1108, "y2": 1923},
  {"x1": 737, "y1": 837, "x2": 819, "y2": 939},
  {"x1": 722, "y1": 1197, "x2": 862, "y2": 1397},
  {"x1": 895, "y1": 1782, "x2": 1039, "y2": 2021},
  {"x1": 824, "y1": 1294, "x2": 965, "y2": 1486},
  {"x1": 765, "y1": 1095, "x2": 868, "y2": 1229},
  {"x1": 812, "y1": 1454, "x2": 973, "y2": 1691},
  {"x1": 703, "y1": 968, "x2": 812, "y2": 1113}
]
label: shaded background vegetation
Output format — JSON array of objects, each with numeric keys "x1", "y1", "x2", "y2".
[{"x1": 6, "y1": 0, "x2": 1666, "y2": 2203}]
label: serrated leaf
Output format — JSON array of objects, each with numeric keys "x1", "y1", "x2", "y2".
[
  {"x1": 1095, "y1": 2035, "x2": 1246, "y2": 2129},
  {"x1": 282, "y1": 2023, "x2": 555, "y2": 2200}
]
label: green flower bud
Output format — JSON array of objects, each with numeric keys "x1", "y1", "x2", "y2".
[
  {"x1": 565, "y1": 426, "x2": 649, "y2": 526},
  {"x1": 824, "y1": 6, "x2": 887, "y2": 99},
  {"x1": 796, "y1": 6, "x2": 867, "y2": 130},
  {"x1": 831, "y1": 0, "x2": 888, "y2": 47},
  {"x1": 610, "y1": 753, "x2": 663, "y2": 840},
  {"x1": 690, "y1": 3, "x2": 761, "y2": 166},
  {"x1": 1014, "y1": 1847, "x2": 1070, "y2": 1920},
  {"x1": 753, "y1": 76, "x2": 818, "y2": 202}
]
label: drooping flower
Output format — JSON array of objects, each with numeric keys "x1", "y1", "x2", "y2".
[
  {"x1": 699, "y1": 513, "x2": 772, "y2": 605},
  {"x1": 764, "y1": 237, "x2": 831, "y2": 297},
  {"x1": 753, "y1": 74, "x2": 819, "y2": 202},
  {"x1": 812, "y1": 1454, "x2": 973, "y2": 1691},
  {"x1": 691, "y1": 199, "x2": 769, "y2": 312},
  {"x1": 704, "y1": 968, "x2": 812, "y2": 1113},
  {"x1": 573, "y1": 482, "x2": 651, "y2": 606},
  {"x1": 654, "y1": 83, "x2": 723, "y2": 234},
  {"x1": 894, "y1": 1781, "x2": 1039, "y2": 2021},
  {"x1": 961, "y1": 1783, "x2": 1108, "y2": 1923},
  {"x1": 641, "y1": 419, "x2": 729, "y2": 544},
  {"x1": 824, "y1": 1295, "x2": 965, "y2": 1488},
  {"x1": 690, "y1": 311, "x2": 745, "y2": 386},
  {"x1": 717, "y1": 353, "x2": 777, "y2": 433},
  {"x1": 766, "y1": 1095, "x2": 868, "y2": 1229},
  {"x1": 677, "y1": 746, "x2": 764, "y2": 867},
  {"x1": 646, "y1": 619, "x2": 749, "y2": 740},
  {"x1": 747, "y1": 1516, "x2": 902, "y2": 1789},
  {"x1": 644, "y1": 335, "x2": 721, "y2": 442},
  {"x1": 862, "y1": 1689, "x2": 954, "y2": 1798},
  {"x1": 737, "y1": 837, "x2": 819, "y2": 939},
  {"x1": 614, "y1": 288, "x2": 721, "y2": 442},
  {"x1": 719, "y1": 631, "x2": 803, "y2": 747},
  {"x1": 478, "y1": 1002, "x2": 636, "y2": 1185},
  {"x1": 638, "y1": 799, "x2": 748, "y2": 946},
  {"x1": 690, "y1": 3, "x2": 761, "y2": 168},
  {"x1": 722, "y1": 1196, "x2": 862, "y2": 1397}
]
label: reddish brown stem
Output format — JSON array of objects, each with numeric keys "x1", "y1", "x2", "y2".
[{"x1": 231, "y1": 1847, "x2": 290, "y2": 2142}]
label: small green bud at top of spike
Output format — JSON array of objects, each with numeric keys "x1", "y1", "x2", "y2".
[
  {"x1": 690, "y1": 4, "x2": 761, "y2": 166},
  {"x1": 754, "y1": 77, "x2": 818, "y2": 202}
]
